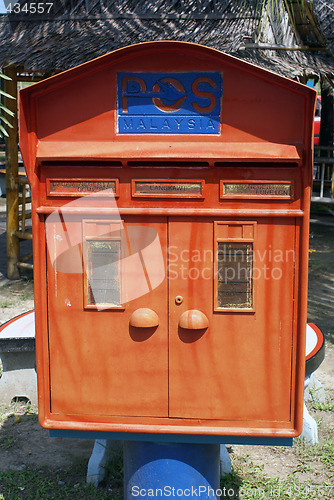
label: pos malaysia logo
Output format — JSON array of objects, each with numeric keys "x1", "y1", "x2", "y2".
[{"x1": 117, "y1": 72, "x2": 223, "y2": 134}]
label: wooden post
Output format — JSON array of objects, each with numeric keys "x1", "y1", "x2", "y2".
[{"x1": 4, "y1": 66, "x2": 20, "y2": 279}]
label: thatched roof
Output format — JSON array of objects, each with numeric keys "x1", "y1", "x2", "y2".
[
  {"x1": 313, "y1": 0, "x2": 334, "y2": 58},
  {"x1": 0, "y1": 0, "x2": 334, "y2": 80}
]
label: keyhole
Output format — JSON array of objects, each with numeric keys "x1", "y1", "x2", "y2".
[{"x1": 175, "y1": 295, "x2": 183, "y2": 305}]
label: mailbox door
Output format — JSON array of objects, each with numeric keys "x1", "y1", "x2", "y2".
[
  {"x1": 45, "y1": 212, "x2": 297, "y2": 424},
  {"x1": 168, "y1": 217, "x2": 297, "y2": 423},
  {"x1": 46, "y1": 216, "x2": 168, "y2": 417}
]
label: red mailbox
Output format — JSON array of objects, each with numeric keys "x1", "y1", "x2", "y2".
[{"x1": 19, "y1": 41, "x2": 316, "y2": 439}]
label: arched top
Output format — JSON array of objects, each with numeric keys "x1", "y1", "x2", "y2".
[{"x1": 19, "y1": 41, "x2": 316, "y2": 184}]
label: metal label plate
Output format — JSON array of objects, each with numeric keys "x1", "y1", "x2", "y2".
[
  {"x1": 47, "y1": 179, "x2": 119, "y2": 197},
  {"x1": 132, "y1": 179, "x2": 204, "y2": 198},
  {"x1": 117, "y1": 72, "x2": 223, "y2": 134},
  {"x1": 220, "y1": 181, "x2": 293, "y2": 199}
]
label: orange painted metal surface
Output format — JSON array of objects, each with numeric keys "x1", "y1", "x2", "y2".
[{"x1": 19, "y1": 41, "x2": 316, "y2": 437}]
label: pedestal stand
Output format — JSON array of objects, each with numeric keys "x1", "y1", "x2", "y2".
[{"x1": 124, "y1": 441, "x2": 221, "y2": 499}]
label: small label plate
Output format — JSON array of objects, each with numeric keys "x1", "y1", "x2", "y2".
[
  {"x1": 220, "y1": 181, "x2": 293, "y2": 199},
  {"x1": 47, "y1": 179, "x2": 119, "y2": 197},
  {"x1": 132, "y1": 179, "x2": 204, "y2": 198}
]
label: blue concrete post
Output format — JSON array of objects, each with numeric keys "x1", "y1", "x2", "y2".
[{"x1": 124, "y1": 441, "x2": 221, "y2": 499}]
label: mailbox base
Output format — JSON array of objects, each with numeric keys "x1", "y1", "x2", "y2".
[
  {"x1": 50, "y1": 430, "x2": 293, "y2": 446},
  {"x1": 123, "y1": 441, "x2": 221, "y2": 499},
  {"x1": 50, "y1": 431, "x2": 292, "y2": 489}
]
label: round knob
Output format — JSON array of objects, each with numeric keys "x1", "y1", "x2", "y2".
[
  {"x1": 179, "y1": 310, "x2": 209, "y2": 330},
  {"x1": 129, "y1": 308, "x2": 159, "y2": 328}
]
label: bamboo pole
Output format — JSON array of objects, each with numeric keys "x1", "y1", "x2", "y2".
[{"x1": 4, "y1": 66, "x2": 20, "y2": 279}]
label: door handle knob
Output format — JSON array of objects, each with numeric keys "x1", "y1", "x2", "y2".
[
  {"x1": 129, "y1": 308, "x2": 159, "y2": 328},
  {"x1": 178, "y1": 310, "x2": 209, "y2": 330}
]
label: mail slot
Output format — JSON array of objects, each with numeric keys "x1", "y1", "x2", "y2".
[{"x1": 19, "y1": 41, "x2": 316, "y2": 438}]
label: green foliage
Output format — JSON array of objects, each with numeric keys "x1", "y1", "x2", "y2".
[
  {"x1": 312, "y1": 400, "x2": 334, "y2": 412},
  {"x1": 0, "y1": 434, "x2": 16, "y2": 450},
  {"x1": 103, "y1": 451, "x2": 123, "y2": 489},
  {"x1": 0, "y1": 461, "x2": 123, "y2": 499},
  {"x1": 221, "y1": 438, "x2": 334, "y2": 499}
]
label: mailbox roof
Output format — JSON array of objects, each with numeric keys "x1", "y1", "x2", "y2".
[{"x1": 19, "y1": 41, "x2": 316, "y2": 184}]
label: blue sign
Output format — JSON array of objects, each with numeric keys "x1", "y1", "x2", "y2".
[{"x1": 117, "y1": 72, "x2": 223, "y2": 134}]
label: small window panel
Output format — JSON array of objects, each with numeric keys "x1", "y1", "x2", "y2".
[
  {"x1": 217, "y1": 242, "x2": 253, "y2": 309},
  {"x1": 214, "y1": 221, "x2": 256, "y2": 312},
  {"x1": 86, "y1": 240, "x2": 121, "y2": 307},
  {"x1": 83, "y1": 220, "x2": 124, "y2": 310}
]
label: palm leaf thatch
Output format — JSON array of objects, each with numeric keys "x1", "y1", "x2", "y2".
[{"x1": 0, "y1": 0, "x2": 333, "y2": 80}]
